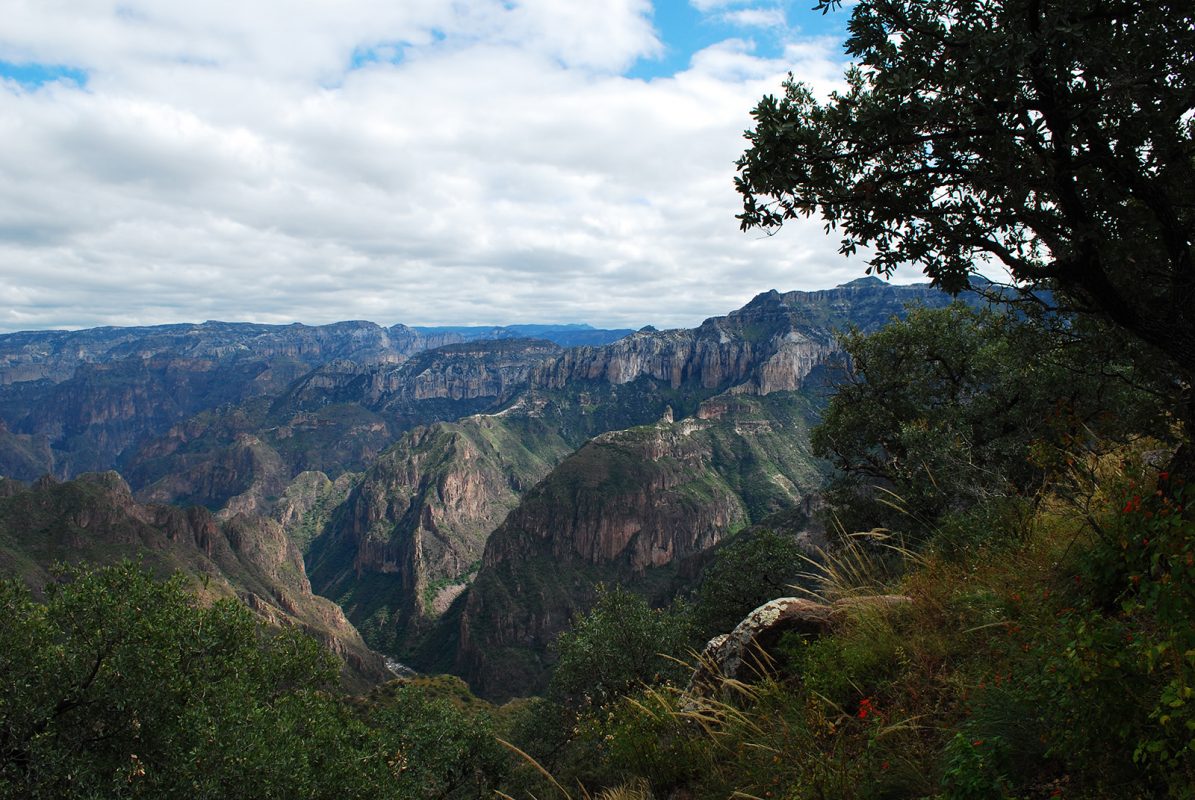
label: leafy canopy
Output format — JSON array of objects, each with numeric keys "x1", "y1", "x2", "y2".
[
  {"x1": 811, "y1": 303, "x2": 1173, "y2": 533},
  {"x1": 550, "y1": 586, "x2": 692, "y2": 710},
  {"x1": 0, "y1": 562, "x2": 510, "y2": 799},
  {"x1": 736, "y1": 0, "x2": 1195, "y2": 376},
  {"x1": 693, "y1": 529, "x2": 808, "y2": 637}
]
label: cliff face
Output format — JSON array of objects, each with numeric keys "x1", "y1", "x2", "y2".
[
  {"x1": 136, "y1": 432, "x2": 290, "y2": 518},
  {"x1": 444, "y1": 391, "x2": 824, "y2": 700},
  {"x1": 0, "y1": 325, "x2": 561, "y2": 482},
  {"x1": 378, "y1": 339, "x2": 561, "y2": 408},
  {"x1": 304, "y1": 413, "x2": 573, "y2": 655},
  {"x1": 0, "y1": 472, "x2": 390, "y2": 688},
  {"x1": 533, "y1": 278, "x2": 953, "y2": 398},
  {"x1": 288, "y1": 281, "x2": 959, "y2": 673},
  {"x1": 122, "y1": 339, "x2": 565, "y2": 517},
  {"x1": 0, "y1": 320, "x2": 419, "y2": 387}
]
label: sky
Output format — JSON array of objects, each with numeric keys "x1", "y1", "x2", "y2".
[{"x1": 0, "y1": 0, "x2": 923, "y2": 332}]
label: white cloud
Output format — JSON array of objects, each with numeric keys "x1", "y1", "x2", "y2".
[
  {"x1": 720, "y1": 8, "x2": 787, "y2": 28},
  {"x1": 0, "y1": 1, "x2": 884, "y2": 334},
  {"x1": 689, "y1": 0, "x2": 756, "y2": 12}
]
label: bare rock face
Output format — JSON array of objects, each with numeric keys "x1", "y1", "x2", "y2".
[
  {"x1": 304, "y1": 413, "x2": 573, "y2": 656},
  {"x1": 136, "y1": 433, "x2": 289, "y2": 516},
  {"x1": 531, "y1": 279, "x2": 949, "y2": 399},
  {"x1": 448, "y1": 392, "x2": 825, "y2": 701},
  {"x1": 0, "y1": 321, "x2": 494, "y2": 481},
  {"x1": 689, "y1": 594, "x2": 913, "y2": 694}
]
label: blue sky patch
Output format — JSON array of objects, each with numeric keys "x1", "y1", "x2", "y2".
[
  {"x1": 350, "y1": 45, "x2": 405, "y2": 70},
  {"x1": 0, "y1": 61, "x2": 88, "y2": 90},
  {"x1": 628, "y1": 1, "x2": 849, "y2": 80}
]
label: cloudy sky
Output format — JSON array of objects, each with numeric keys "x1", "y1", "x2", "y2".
[{"x1": 0, "y1": 0, "x2": 917, "y2": 332}]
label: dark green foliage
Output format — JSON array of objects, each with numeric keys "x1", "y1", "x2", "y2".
[
  {"x1": 0, "y1": 562, "x2": 511, "y2": 799},
  {"x1": 1017, "y1": 477, "x2": 1195, "y2": 795},
  {"x1": 550, "y1": 585, "x2": 693, "y2": 710},
  {"x1": 692, "y1": 529, "x2": 808, "y2": 637},
  {"x1": 363, "y1": 684, "x2": 509, "y2": 799},
  {"x1": 812, "y1": 304, "x2": 1171, "y2": 533},
  {"x1": 0, "y1": 562, "x2": 352, "y2": 798},
  {"x1": 736, "y1": 0, "x2": 1195, "y2": 381}
]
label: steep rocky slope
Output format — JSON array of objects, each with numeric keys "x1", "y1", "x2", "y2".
[
  {"x1": 123, "y1": 338, "x2": 565, "y2": 514},
  {"x1": 0, "y1": 279, "x2": 967, "y2": 700},
  {"x1": 532, "y1": 278, "x2": 953, "y2": 398},
  {"x1": 0, "y1": 321, "x2": 626, "y2": 480},
  {"x1": 0, "y1": 471, "x2": 389, "y2": 688},
  {"x1": 304, "y1": 413, "x2": 575, "y2": 654},
  {"x1": 438, "y1": 392, "x2": 824, "y2": 700}
]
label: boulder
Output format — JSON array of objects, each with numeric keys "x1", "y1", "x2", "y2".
[{"x1": 689, "y1": 594, "x2": 911, "y2": 695}]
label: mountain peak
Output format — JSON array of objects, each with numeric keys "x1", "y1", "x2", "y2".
[{"x1": 838, "y1": 276, "x2": 888, "y2": 289}]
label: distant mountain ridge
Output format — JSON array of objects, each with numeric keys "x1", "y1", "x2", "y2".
[
  {"x1": 0, "y1": 319, "x2": 635, "y2": 386},
  {"x1": 0, "y1": 320, "x2": 633, "y2": 481}
]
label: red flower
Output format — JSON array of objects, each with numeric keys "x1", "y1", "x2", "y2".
[{"x1": 857, "y1": 697, "x2": 874, "y2": 719}]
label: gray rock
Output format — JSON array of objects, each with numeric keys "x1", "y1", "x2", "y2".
[{"x1": 689, "y1": 594, "x2": 911, "y2": 695}]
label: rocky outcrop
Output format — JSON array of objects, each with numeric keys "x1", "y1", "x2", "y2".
[
  {"x1": 0, "y1": 418, "x2": 54, "y2": 481},
  {"x1": 532, "y1": 278, "x2": 957, "y2": 398},
  {"x1": 376, "y1": 339, "x2": 562, "y2": 411},
  {"x1": 305, "y1": 413, "x2": 573, "y2": 655},
  {"x1": 0, "y1": 320, "x2": 418, "y2": 387},
  {"x1": 119, "y1": 340, "x2": 564, "y2": 516},
  {"x1": 0, "y1": 324, "x2": 555, "y2": 480},
  {"x1": 136, "y1": 433, "x2": 289, "y2": 516},
  {"x1": 689, "y1": 594, "x2": 913, "y2": 693}
]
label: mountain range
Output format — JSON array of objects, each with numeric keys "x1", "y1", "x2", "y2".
[{"x1": 0, "y1": 278, "x2": 968, "y2": 698}]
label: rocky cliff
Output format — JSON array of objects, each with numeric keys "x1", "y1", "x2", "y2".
[
  {"x1": 0, "y1": 322, "x2": 618, "y2": 481},
  {"x1": 442, "y1": 391, "x2": 824, "y2": 700},
  {"x1": 0, "y1": 320, "x2": 414, "y2": 386},
  {"x1": 304, "y1": 413, "x2": 574, "y2": 655},
  {"x1": 533, "y1": 278, "x2": 954, "y2": 397},
  {"x1": 0, "y1": 471, "x2": 390, "y2": 688},
  {"x1": 122, "y1": 338, "x2": 565, "y2": 517},
  {"x1": 288, "y1": 280, "x2": 961, "y2": 673}
]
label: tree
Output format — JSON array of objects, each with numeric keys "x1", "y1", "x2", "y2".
[
  {"x1": 693, "y1": 529, "x2": 807, "y2": 637},
  {"x1": 550, "y1": 586, "x2": 692, "y2": 710},
  {"x1": 810, "y1": 303, "x2": 1172, "y2": 534},
  {"x1": 362, "y1": 684, "x2": 508, "y2": 799},
  {"x1": 0, "y1": 563, "x2": 395, "y2": 799},
  {"x1": 736, "y1": 0, "x2": 1195, "y2": 387}
]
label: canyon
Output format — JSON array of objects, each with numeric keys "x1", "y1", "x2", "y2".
[{"x1": 0, "y1": 278, "x2": 967, "y2": 696}]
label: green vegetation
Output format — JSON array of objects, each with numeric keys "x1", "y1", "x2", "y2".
[
  {"x1": 495, "y1": 350, "x2": 1191, "y2": 799},
  {"x1": 812, "y1": 304, "x2": 1174, "y2": 536},
  {"x1": 4, "y1": 4, "x2": 1192, "y2": 796},
  {"x1": 692, "y1": 528, "x2": 807, "y2": 637},
  {"x1": 0, "y1": 562, "x2": 509, "y2": 799},
  {"x1": 550, "y1": 586, "x2": 694, "y2": 710}
]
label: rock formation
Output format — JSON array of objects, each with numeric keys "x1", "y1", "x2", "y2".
[
  {"x1": 446, "y1": 392, "x2": 826, "y2": 700},
  {"x1": 304, "y1": 413, "x2": 573, "y2": 655},
  {"x1": 689, "y1": 594, "x2": 913, "y2": 695}
]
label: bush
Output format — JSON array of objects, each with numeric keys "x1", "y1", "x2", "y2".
[
  {"x1": 692, "y1": 529, "x2": 808, "y2": 637},
  {"x1": 0, "y1": 562, "x2": 357, "y2": 799},
  {"x1": 812, "y1": 305, "x2": 1172, "y2": 538},
  {"x1": 550, "y1": 586, "x2": 693, "y2": 710}
]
